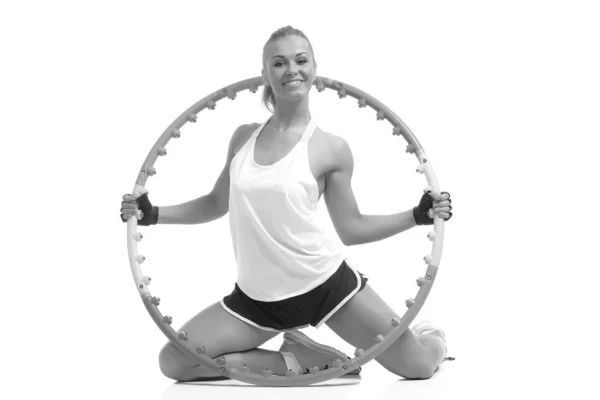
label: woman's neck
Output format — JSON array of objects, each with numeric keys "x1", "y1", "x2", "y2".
[{"x1": 269, "y1": 98, "x2": 311, "y2": 133}]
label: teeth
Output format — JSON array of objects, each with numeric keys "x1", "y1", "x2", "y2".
[{"x1": 285, "y1": 80, "x2": 302, "y2": 86}]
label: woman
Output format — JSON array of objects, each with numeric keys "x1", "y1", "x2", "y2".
[{"x1": 121, "y1": 26, "x2": 453, "y2": 381}]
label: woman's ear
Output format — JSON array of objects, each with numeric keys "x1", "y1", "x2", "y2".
[{"x1": 261, "y1": 68, "x2": 269, "y2": 87}]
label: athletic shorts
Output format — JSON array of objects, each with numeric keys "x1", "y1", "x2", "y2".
[{"x1": 220, "y1": 259, "x2": 368, "y2": 332}]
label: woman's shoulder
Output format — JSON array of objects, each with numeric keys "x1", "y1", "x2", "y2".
[
  {"x1": 314, "y1": 127, "x2": 348, "y2": 154},
  {"x1": 313, "y1": 127, "x2": 353, "y2": 172}
]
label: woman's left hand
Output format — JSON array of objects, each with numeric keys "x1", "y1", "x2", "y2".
[{"x1": 413, "y1": 191, "x2": 453, "y2": 225}]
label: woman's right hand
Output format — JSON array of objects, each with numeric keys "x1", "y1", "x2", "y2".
[{"x1": 120, "y1": 191, "x2": 159, "y2": 226}]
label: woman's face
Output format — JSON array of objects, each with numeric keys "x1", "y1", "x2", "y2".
[{"x1": 262, "y1": 35, "x2": 316, "y2": 103}]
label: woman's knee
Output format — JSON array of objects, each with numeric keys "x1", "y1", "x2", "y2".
[
  {"x1": 387, "y1": 360, "x2": 435, "y2": 380},
  {"x1": 158, "y1": 342, "x2": 199, "y2": 380},
  {"x1": 159, "y1": 343, "x2": 180, "y2": 379}
]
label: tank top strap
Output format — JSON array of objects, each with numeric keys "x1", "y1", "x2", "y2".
[
  {"x1": 300, "y1": 118, "x2": 317, "y2": 145},
  {"x1": 252, "y1": 117, "x2": 272, "y2": 139}
]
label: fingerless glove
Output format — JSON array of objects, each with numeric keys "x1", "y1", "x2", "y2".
[
  {"x1": 412, "y1": 191, "x2": 435, "y2": 226},
  {"x1": 136, "y1": 193, "x2": 159, "y2": 226}
]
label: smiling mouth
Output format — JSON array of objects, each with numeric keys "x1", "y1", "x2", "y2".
[{"x1": 283, "y1": 80, "x2": 303, "y2": 87}]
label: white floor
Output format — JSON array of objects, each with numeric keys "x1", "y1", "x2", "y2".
[
  {"x1": 7, "y1": 351, "x2": 594, "y2": 400},
  {"x1": 158, "y1": 364, "x2": 453, "y2": 400},
  {"x1": 153, "y1": 358, "x2": 594, "y2": 400}
]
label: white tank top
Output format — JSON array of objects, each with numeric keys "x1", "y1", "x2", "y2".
[{"x1": 228, "y1": 117, "x2": 347, "y2": 301}]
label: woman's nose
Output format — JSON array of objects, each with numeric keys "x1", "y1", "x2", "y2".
[{"x1": 286, "y1": 62, "x2": 299, "y2": 75}]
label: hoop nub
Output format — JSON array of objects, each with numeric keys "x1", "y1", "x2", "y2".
[{"x1": 127, "y1": 76, "x2": 445, "y2": 386}]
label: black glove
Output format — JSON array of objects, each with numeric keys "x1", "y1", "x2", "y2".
[
  {"x1": 120, "y1": 193, "x2": 159, "y2": 226},
  {"x1": 412, "y1": 191, "x2": 452, "y2": 226}
]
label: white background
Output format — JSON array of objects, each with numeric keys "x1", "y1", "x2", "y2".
[{"x1": 1, "y1": 0, "x2": 599, "y2": 399}]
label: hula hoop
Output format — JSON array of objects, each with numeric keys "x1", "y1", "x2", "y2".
[{"x1": 126, "y1": 76, "x2": 445, "y2": 386}]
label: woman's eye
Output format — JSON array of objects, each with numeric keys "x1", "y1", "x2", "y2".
[{"x1": 273, "y1": 59, "x2": 308, "y2": 68}]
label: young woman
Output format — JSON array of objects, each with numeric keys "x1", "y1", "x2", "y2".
[{"x1": 121, "y1": 26, "x2": 453, "y2": 381}]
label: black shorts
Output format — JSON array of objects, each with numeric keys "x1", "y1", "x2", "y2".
[{"x1": 220, "y1": 259, "x2": 368, "y2": 332}]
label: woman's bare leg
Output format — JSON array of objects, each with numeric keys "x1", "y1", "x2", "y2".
[
  {"x1": 326, "y1": 284, "x2": 446, "y2": 379},
  {"x1": 158, "y1": 301, "x2": 288, "y2": 381}
]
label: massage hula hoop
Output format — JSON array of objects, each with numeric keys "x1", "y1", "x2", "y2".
[{"x1": 126, "y1": 76, "x2": 445, "y2": 386}]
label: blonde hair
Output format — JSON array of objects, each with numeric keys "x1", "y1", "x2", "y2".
[{"x1": 261, "y1": 26, "x2": 317, "y2": 113}]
